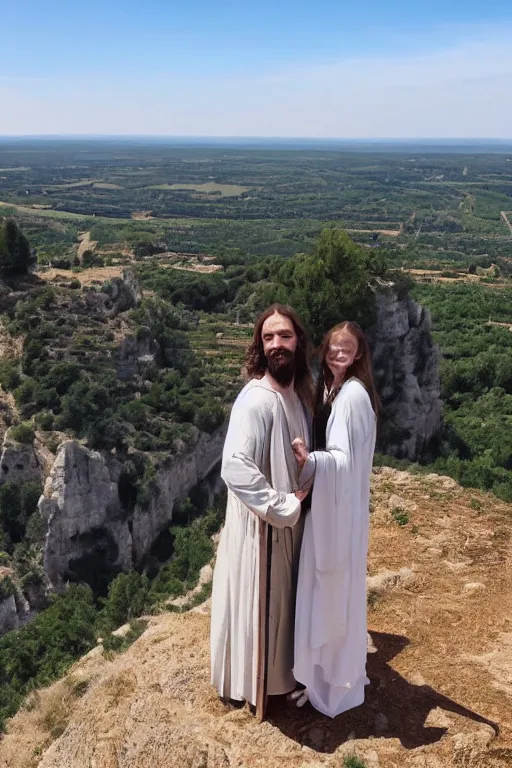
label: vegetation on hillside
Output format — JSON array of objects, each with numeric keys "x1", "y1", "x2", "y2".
[{"x1": 412, "y1": 283, "x2": 512, "y2": 501}]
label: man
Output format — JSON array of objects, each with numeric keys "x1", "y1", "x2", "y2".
[{"x1": 210, "y1": 304, "x2": 314, "y2": 713}]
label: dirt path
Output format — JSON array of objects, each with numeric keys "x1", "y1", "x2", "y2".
[
  {"x1": 2, "y1": 469, "x2": 511, "y2": 768},
  {"x1": 500, "y1": 211, "x2": 512, "y2": 235},
  {"x1": 76, "y1": 231, "x2": 98, "y2": 262},
  {"x1": 348, "y1": 228, "x2": 401, "y2": 237},
  {"x1": 486, "y1": 321, "x2": 512, "y2": 331}
]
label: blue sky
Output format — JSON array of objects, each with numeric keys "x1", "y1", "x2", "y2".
[{"x1": 1, "y1": 0, "x2": 512, "y2": 137}]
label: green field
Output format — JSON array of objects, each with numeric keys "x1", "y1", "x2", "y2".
[{"x1": 0, "y1": 140, "x2": 511, "y2": 272}]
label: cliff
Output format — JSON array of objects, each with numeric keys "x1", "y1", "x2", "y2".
[
  {"x1": 371, "y1": 289, "x2": 441, "y2": 460},
  {"x1": 41, "y1": 428, "x2": 226, "y2": 589},
  {"x1": 0, "y1": 270, "x2": 442, "y2": 625},
  {"x1": 1, "y1": 468, "x2": 510, "y2": 768}
]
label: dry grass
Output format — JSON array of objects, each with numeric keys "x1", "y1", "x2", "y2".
[
  {"x1": 1, "y1": 469, "x2": 511, "y2": 768},
  {"x1": 406, "y1": 268, "x2": 509, "y2": 287},
  {"x1": 148, "y1": 182, "x2": 249, "y2": 197},
  {"x1": 348, "y1": 228, "x2": 401, "y2": 237},
  {"x1": 38, "y1": 265, "x2": 125, "y2": 286}
]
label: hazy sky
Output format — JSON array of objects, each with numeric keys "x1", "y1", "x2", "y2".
[{"x1": 1, "y1": 0, "x2": 512, "y2": 138}]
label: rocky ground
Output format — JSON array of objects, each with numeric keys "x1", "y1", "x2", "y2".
[{"x1": 1, "y1": 467, "x2": 511, "y2": 768}]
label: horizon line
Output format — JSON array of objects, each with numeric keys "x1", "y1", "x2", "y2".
[{"x1": 1, "y1": 135, "x2": 512, "y2": 142}]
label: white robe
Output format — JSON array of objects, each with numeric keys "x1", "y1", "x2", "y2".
[
  {"x1": 294, "y1": 378, "x2": 376, "y2": 718},
  {"x1": 211, "y1": 377, "x2": 310, "y2": 705}
]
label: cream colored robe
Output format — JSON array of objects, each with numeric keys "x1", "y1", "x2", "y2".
[
  {"x1": 210, "y1": 377, "x2": 309, "y2": 704},
  {"x1": 294, "y1": 378, "x2": 376, "y2": 718}
]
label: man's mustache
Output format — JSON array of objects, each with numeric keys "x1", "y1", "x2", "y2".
[{"x1": 268, "y1": 348, "x2": 293, "y2": 360}]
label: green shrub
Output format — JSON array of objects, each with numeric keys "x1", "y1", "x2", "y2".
[
  {"x1": 0, "y1": 583, "x2": 97, "y2": 731},
  {"x1": 0, "y1": 480, "x2": 42, "y2": 553},
  {"x1": 35, "y1": 411, "x2": 54, "y2": 431},
  {"x1": 0, "y1": 576, "x2": 15, "y2": 601},
  {"x1": 100, "y1": 571, "x2": 149, "y2": 631},
  {"x1": 9, "y1": 422, "x2": 35, "y2": 444},
  {"x1": 391, "y1": 507, "x2": 410, "y2": 526},
  {"x1": 0, "y1": 360, "x2": 21, "y2": 391},
  {"x1": 194, "y1": 402, "x2": 225, "y2": 434},
  {"x1": 343, "y1": 756, "x2": 368, "y2": 768}
]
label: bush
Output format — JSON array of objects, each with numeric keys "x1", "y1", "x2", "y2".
[
  {"x1": 0, "y1": 576, "x2": 15, "y2": 601},
  {"x1": 0, "y1": 480, "x2": 42, "y2": 553},
  {"x1": 100, "y1": 571, "x2": 150, "y2": 631},
  {"x1": 0, "y1": 584, "x2": 97, "y2": 731},
  {"x1": 102, "y1": 619, "x2": 148, "y2": 654},
  {"x1": 0, "y1": 360, "x2": 21, "y2": 391},
  {"x1": 9, "y1": 422, "x2": 35, "y2": 444},
  {"x1": 35, "y1": 411, "x2": 54, "y2": 431},
  {"x1": 194, "y1": 402, "x2": 225, "y2": 433}
]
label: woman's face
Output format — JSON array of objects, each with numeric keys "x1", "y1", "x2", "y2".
[{"x1": 325, "y1": 330, "x2": 360, "y2": 381}]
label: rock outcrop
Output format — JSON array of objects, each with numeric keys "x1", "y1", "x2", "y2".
[
  {"x1": 0, "y1": 431, "x2": 43, "y2": 485},
  {"x1": 40, "y1": 441, "x2": 133, "y2": 590},
  {"x1": 0, "y1": 569, "x2": 30, "y2": 634},
  {"x1": 131, "y1": 428, "x2": 226, "y2": 564},
  {"x1": 84, "y1": 268, "x2": 141, "y2": 318},
  {"x1": 114, "y1": 328, "x2": 159, "y2": 382},
  {"x1": 371, "y1": 289, "x2": 442, "y2": 460},
  {"x1": 40, "y1": 427, "x2": 226, "y2": 590}
]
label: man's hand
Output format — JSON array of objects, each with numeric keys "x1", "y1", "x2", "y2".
[{"x1": 292, "y1": 437, "x2": 309, "y2": 470}]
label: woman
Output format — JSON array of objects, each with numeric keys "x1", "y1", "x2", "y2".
[{"x1": 291, "y1": 321, "x2": 378, "y2": 718}]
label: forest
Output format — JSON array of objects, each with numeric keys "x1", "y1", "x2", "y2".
[{"x1": 0, "y1": 140, "x2": 510, "y2": 730}]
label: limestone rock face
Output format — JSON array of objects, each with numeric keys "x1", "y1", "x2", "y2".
[
  {"x1": 131, "y1": 427, "x2": 226, "y2": 564},
  {"x1": 40, "y1": 441, "x2": 132, "y2": 589},
  {"x1": 84, "y1": 269, "x2": 141, "y2": 318},
  {"x1": 0, "y1": 570, "x2": 30, "y2": 635},
  {"x1": 115, "y1": 328, "x2": 158, "y2": 382},
  {"x1": 0, "y1": 594, "x2": 18, "y2": 634},
  {"x1": 371, "y1": 289, "x2": 442, "y2": 460},
  {"x1": 40, "y1": 428, "x2": 226, "y2": 589},
  {"x1": 0, "y1": 433, "x2": 43, "y2": 485}
]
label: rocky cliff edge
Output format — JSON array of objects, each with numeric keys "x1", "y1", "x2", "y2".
[{"x1": 1, "y1": 468, "x2": 511, "y2": 768}]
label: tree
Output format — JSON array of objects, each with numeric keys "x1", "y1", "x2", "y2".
[
  {"x1": 255, "y1": 228, "x2": 384, "y2": 343},
  {"x1": 100, "y1": 571, "x2": 149, "y2": 630},
  {"x1": 0, "y1": 219, "x2": 33, "y2": 275}
]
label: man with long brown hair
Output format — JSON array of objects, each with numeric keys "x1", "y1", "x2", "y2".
[{"x1": 210, "y1": 304, "x2": 314, "y2": 715}]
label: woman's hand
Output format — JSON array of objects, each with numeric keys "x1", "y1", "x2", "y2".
[{"x1": 292, "y1": 437, "x2": 309, "y2": 470}]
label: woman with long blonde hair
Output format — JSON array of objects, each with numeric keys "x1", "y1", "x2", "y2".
[{"x1": 290, "y1": 321, "x2": 378, "y2": 718}]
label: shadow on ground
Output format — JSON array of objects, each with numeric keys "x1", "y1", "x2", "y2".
[{"x1": 267, "y1": 631, "x2": 499, "y2": 753}]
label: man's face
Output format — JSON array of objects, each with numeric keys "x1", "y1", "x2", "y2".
[{"x1": 261, "y1": 312, "x2": 298, "y2": 385}]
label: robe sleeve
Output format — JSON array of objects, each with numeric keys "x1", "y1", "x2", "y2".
[
  {"x1": 221, "y1": 391, "x2": 301, "y2": 529},
  {"x1": 305, "y1": 381, "x2": 375, "y2": 649}
]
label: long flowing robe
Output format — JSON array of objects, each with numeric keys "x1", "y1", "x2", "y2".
[
  {"x1": 293, "y1": 378, "x2": 376, "y2": 718},
  {"x1": 211, "y1": 377, "x2": 310, "y2": 705}
]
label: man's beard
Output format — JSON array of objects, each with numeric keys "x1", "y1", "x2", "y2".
[{"x1": 266, "y1": 349, "x2": 296, "y2": 386}]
